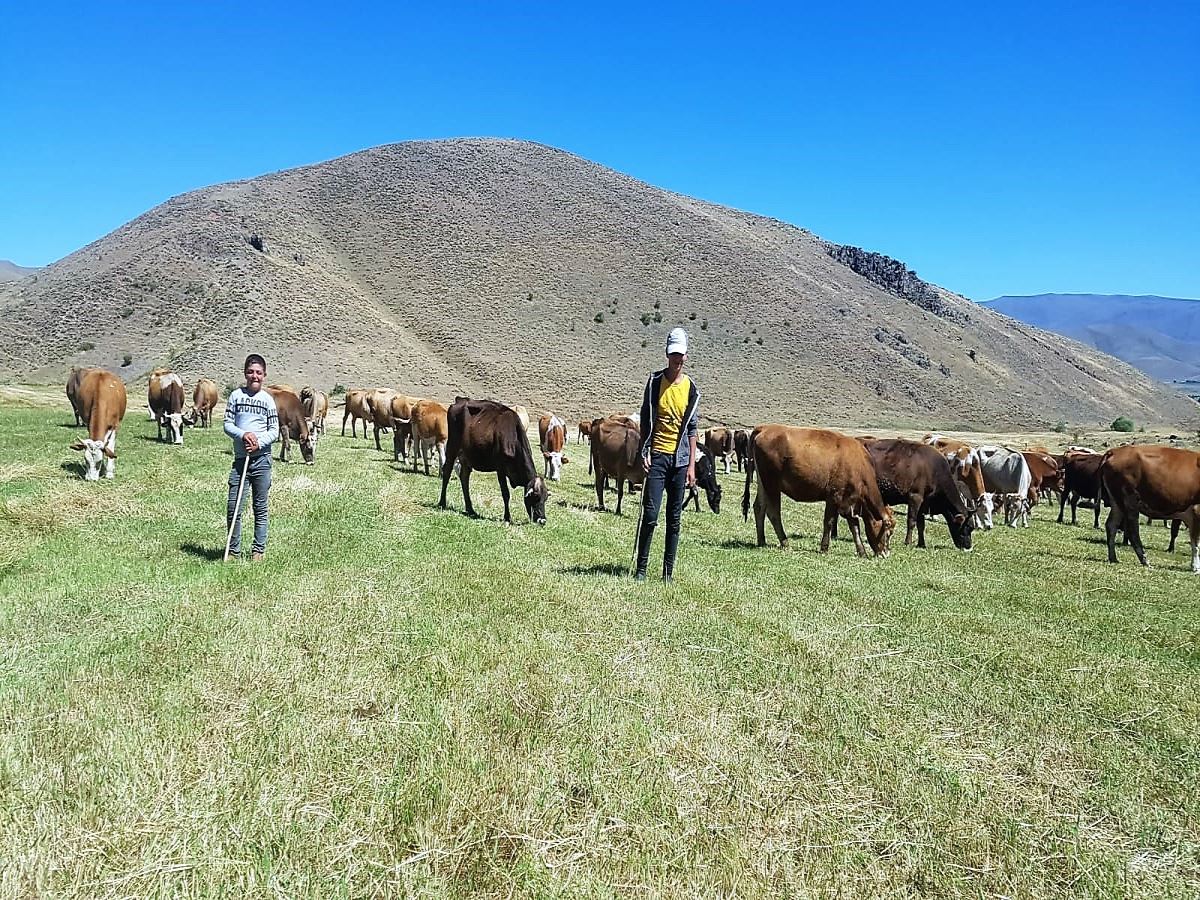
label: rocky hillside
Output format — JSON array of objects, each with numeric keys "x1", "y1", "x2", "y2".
[
  {"x1": 0, "y1": 260, "x2": 39, "y2": 282},
  {"x1": 1, "y1": 139, "x2": 1195, "y2": 428}
]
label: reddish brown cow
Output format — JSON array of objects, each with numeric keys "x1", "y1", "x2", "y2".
[
  {"x1": 733, "y1": 429, "x2": 750, "y2": 472},
  {"x1": 577, "y1": 420, "x2": 591, "y2": 444},
  {"x1": 266, "y1": 387, "x2": 315, "y2": 464},
  {"x1": 341, "y1": 389, "x2": 374, "y2": 438},
  {"x1": 538, "y1": 414, "x2": 569, "y2": 481},
  {"x1": 590, "y1": 416, "x2": 645, "y2": 515},
  {"x1": 1022, "y1": 451, "x2": 1063, "y2": 506},
  {"x1": 406, "y1": 399, "x2": 449, "y2": 475},
  {"x1": 70, "y1": 370, "x2": 128, "y2": 481},
  {"x1": 189, "y1": 377, "x2": 219, "y2": 428},
  {"x1": 368, "y1": 389, "x2": 398, "y2": 452},
  {"x1": 704, "y1": 427, "x2": 735, "y2": 475},
  {"x1": 66, "y1": 366, "x2": 99, "y2": 426},
  {"x1": 300, "y1": 386, "x2": 328, "y2": 436},
  {"x1": 1101, "y1": 445, "x2": 1200, "y2": 572},
  {"x1": 862, "y1": 438, "x2": 975, "y2": 549},
  {"x1": 744, "y1": 425, "x2": 895, "y2": 557}
]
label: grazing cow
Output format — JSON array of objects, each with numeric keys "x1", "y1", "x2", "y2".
[
  {"x1": 341, "y1": 389, "x2": 374, "y2": 437},
  {"x1": 704, "y1": 427, "x2": 736, "y2": 475},
  {"x1": 404, "y1": 399, "x2": 449, "y2": 476},
  {"x1": 389, "y1": 394, "x2": 417, "y2": 462},
  {"x1": 1101, "y1": 445, "x2": 1200, "y2": 572},
  {"x1": 368, "y1": 389, "x2": 397, "y2": 452},
  {"x1": 300, "y1": 387, "x2": 328, "y2": 436},
  {"x1": 1057, "y1": 451, "x2": 1105, "y2": 527},
  {"x1": 66, "y1": 366, "x2": 98, "y2": 426},
  {"x1": 743, "y1": 425, "x2": 895, "y2": 557},
  {"x1": 590, "y1": 415, "x2": 645, "y2": 515},
  {"x1": 734, "y1": 429, "x2": 750, "y2": 473},
  {"x1": 862, "y1": 438, "x2": 975, "y2": 549},
  {"x1": 978, "y1": 447, "x2": 1033, "y2": 526},
  {"x1": 70, "y1": 369, "x2": 127, "y2": 481},
  {"x1": 186, "y1": 377, "x2": 219, "y2": 428},
  {"x1": 925, "y1": 435, "x2": 993, "y2": 529},
  {"x1": 439, "y1": 399, "x2": 548, "y2": 524},
  {"x1": 148, "y1": 370, "x2": 185, "y2": 444},
  {"x1": 685, "y1": 446, "x2": 722, "y2": 513},
  {"x1": 266, "y1": 387, "x2": 315, "y2": 464},
  {"x1": 146, "y1": 367, "x2": 172, "y2": 419},
  {"x1": 578, "y1": 420, "x2": 591, "y2": 444},
  {"x1": 538, "y1": 414, "x2": 569, "y2": 481},
  {"x1": 1022, "y1": 451, "x2": 1063, "y2": 507}
]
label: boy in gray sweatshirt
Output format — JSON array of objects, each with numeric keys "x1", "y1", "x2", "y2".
[{"x1": 223, "y1": 354, "x2": 279, "y2": 560}]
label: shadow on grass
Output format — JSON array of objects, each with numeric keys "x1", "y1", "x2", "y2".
[
  {"x1": 559, "y1": 563, "x2": 630, "y2": 577},
  {"x1": 59, "y1": 461, "x2": 87, "y2": 478},
  {"x1": 180, "y1": 542, "x2": 224, "y2": 561},
  {"x1": 56, "y1": 421, "x2": 83, "y2": 429}
]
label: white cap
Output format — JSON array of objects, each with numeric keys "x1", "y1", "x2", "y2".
[{"x1": 665, "y1": 327, "x2": 688, "y2": 355}]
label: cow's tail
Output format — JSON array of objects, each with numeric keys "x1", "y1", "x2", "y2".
[{"x1": 741, "y1": 432, "x2": 757, "y2": 521}]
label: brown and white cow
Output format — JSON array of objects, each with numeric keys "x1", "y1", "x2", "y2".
[
  {"x1": 590, "y1": 415, "x2": 645, "y2": 515},
  {"x1": 148, "y1": 370, "x2": 186, "y2": 444},
  {"x1": 538, "y1": 414, "x2": 569, "y2": 481},
  {"x1": 704, "y1": 427, "x2": 736, "y2": 475},
  {"x1": 266, "y1": 387, "x2": 315, "y2": 464},
  {"x1": 70, "y1": 370, "x2": 127, "y2": 481},
  {"x1": 188, "y1": 377, "x2": 219, "y2": 428},
  {"x1": 1100, "y1": 445, "x2": 1200, "y2": 572},
  {"x1": 341, "y1": 389, "x2": 374, "y2": 438},
  {"x1": 862, "y1": 438, "x2": 975, "y2": 549},
  {"x1": 66, "y1": 366, "x2": 99, "y2": 426},
  {"x1": 439, "y1": 399, "x2": 547, "y2": 525},
  {"x1": 924, "y1": 434, "x2": 993, "y2": 529},
  {"x1": 744, "y1": 425, "x2": 895, "y2": 557},
  {"x1": 300, "y1": 386, "x2": 328, "y2": 436},
  {"x1": 406, "y1": 399, "x2": 449, "y2": 476}
]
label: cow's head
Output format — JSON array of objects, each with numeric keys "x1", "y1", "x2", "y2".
[
  {"x1": 543, "y1": 450, "x2": 568, "y2": 481},
  {"x1": 947, "y1": 508, "x2": 976, "y2": 550},
  {"x1": 70, "y1": 437, "x2": 116, "y2": 481},
  {"x1": 696, "y1": 454, "x2": 722, "y2": 513},
  {"x1": 299, "y1": 421, "x2": 316, "y2": 465},
  {"x1": 165, "y1": 412, "x2": 184, "y2": 445},
  {"x1": 524, "y1": 476, "x2": 548, "y2": 525},
  {"x1": 181, "y1": 407, "x2": 198, "y2": 427},
  {"x1": 865, "y1": 505, "x2": 896, "y2": 557},
  {"x1": 975, "y1": 493, "x2": 995, "y2": 530}
]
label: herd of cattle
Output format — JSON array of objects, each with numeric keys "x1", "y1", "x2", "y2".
[{"x1": 62, "y1": 366, "x2": 1200, "y2": 573}]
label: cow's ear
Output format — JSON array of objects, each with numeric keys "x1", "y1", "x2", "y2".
[
  {"x1": 70, "y1": 440, "x2": 85, "y2": 451},
  {"x1": 103, "y1": 446, "x2": 117, "y2": 459}
]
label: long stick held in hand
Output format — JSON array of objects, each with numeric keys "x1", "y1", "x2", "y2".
[{"x1": 223, "y1": 455, "x2": 250, "y2": 562}]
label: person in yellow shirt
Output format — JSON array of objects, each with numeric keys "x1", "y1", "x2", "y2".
[{"x1": 635, "y1": 327, "x2": 700, "y2": 582}]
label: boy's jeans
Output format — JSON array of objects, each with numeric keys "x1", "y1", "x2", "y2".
[{"x1": 227, "y1": 453, "x2": 272, "y2": 555}]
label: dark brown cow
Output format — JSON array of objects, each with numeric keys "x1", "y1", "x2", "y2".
[
  {"x1": 863, "y1": 438, "x2": 974, "y2": 549},
  {"x1": 70, "y1": 370, "x2": 127, "y2": 481},
  {"x1": 266, "y1": 387, "x2": 315, "y2": 464},
  {"x1": 1057, "y1": 451, "x2": 1104, "y2": 527},
  {"x1": 743, "y1": 425, "x2": 895, "y2": 557},
  {"x1": 188, "y1": 377, "x2": 219, "y2": 428},
  {"x1": 341, "y1": 389, "x2": 374, "y2": 438},
  {"x1": 148, "y1": 370, "x2": 186, "y2": 444},
  {"x1": 1101, "y1": 445, "x2": 1200, "y2": 572},
  {"x1": 439, "y1": 399, "x2": 547, "y2": 524},
  {"x1": 590, "y1": 415, "x2": 645, "y2": 515},
  {"x1": 66, "y1": 366, "x2": 99, "y2": 426},
  {"x1": 733, "y1": 429, "x2": 750, "y2": 473},
  {"x1": 704, "y1": 427, "x2": 735, "y2": 475}
]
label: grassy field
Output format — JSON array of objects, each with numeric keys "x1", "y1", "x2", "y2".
[{"x1": 1, "y1": 390, "x2": 1198, "y2": 897}]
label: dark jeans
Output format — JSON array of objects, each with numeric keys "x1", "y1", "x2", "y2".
[
  {"x1": 636, "y1": 452, "x2": 687, "y2": 578},
  {"x1": 227, "y1": 453, "x2": 272, "y2": 554}
]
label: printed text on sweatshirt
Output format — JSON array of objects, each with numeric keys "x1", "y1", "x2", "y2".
[{"x1": 224, "y1": 388, "x2": 280, "y2": 459}]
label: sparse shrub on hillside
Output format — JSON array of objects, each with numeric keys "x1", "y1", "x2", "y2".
[
  {"x1": 744, "y1": 336, "x2": 750, "y2": 343},
  {"x1": 1052, "y1": 421, "x2": 1067, "y2": 433},
  {"x1": 640, "y1": 313, "x2": 652, "y2": 326},
  {"x1": 1112, "y1": 417, "x2": 1135, "y2": 432},
  {"x1": 594, "y1": 312, "x2": 605, "y2": 323},
  {"x1": 121, "y1": 353, "x2": 133, "y2": 367},
  {"x1": 756, "y1": 337, "x2": 764, "y2": 345},
  {"x1": 526, "y1": 292, "x2": 533, "y2": 302},
  {"x1": 653, "y1": 311, "x2": 662, "y2": 323},
  {"x1": 700, "y1": 319, "x2": 708, "y2": 331},
  {"x1": 187, "y1": 329, "x2": 197, "y2": 342},
  {"x1": 653, "y1": 301, "x2": 660, "y2": 309},
  {"x1": 248, "y1": 234, "x2": 265, "y2": 253},
  {"x1": 332, "y1": 384, "x2": 346, "y2": 396},
  {"x1": 119, "y1": 307, "x2": 133, "y2": 319},
  {"x1": 784, "y1": 319, "x2": 791, "y2": 327},
  {"x1": 641, "y1": 339, "x2": 647, "y2": 348},
  {"x1": 1138, "y1": 426, "x2": 1146, "y2": 433},
  {"x1": 79, "y1": 342, "x2": 95, "y2": 352},
  {"x1": 688, "y1": 312, "x2": 696, "y2": 320}
]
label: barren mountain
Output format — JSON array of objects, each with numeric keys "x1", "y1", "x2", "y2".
[
  {"x1": 1, "y1": 138, "x2": 1195, "y2": 428},
  {"x1": 0, "y1": 260, "x2": 39, "y2": 282}
]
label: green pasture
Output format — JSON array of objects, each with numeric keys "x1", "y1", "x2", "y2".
[{"x1": 0, "y1": 396, "x2": 1197, "y2": 897}]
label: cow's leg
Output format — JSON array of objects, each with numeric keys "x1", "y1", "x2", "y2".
[
  {"x1": 1125, "y1": 508, "x2": 1149, "y2": 566},
  {"x1": 342, "y1": 408, "x2": 350, "y2": 437},
  {"x1": 374, "y1": 423, "x2": 382, "y2": 452},
  {"x1": 904, "y1": 504, "x2": 917, "y2": 546},
  {"x1": 393, "y1": 427, "x2": 404, "y2": 463},
  {"x1": 1058, "y1": 490, "x2": 1068, "y2": 524},
  {"x1": 916, "y1": 511, "x2": 927, "y2": 549},
  {"x1": 594, "y1": 469, "x2": 606, "y2": 512},
  {"x1": 1188, "y1": 516, "x2": 1200, "y2": 573},
  {"x1": 845, "y1": 508, "x2": 869, "y2": 557},
  {"x1": 1168, "y1": 518, "x2": 1181, "y2": 553},
  {"x1": 764, "y1": 489, "x2": 787, "y2": 548},
  {"x1": 438, "y1": 453, "x2": 456, "y2": 510},
  {"x1": 497, "y1": 472, "x2": 512, "y2": 523},
  {"x1": 460, "y1": 466, "x2": 477, "y2": 517},
  {"x1": 752, "y1": 478, "x2": 769, "y2": 547},
  {"x1": 820, "y1": 502, "x2": 837, "y2": 552},
  {"x1": 1104, "y1": 501, "x2": 1124, "y2": 564},
  {"x1": 615, "y1": 479, "x2": 624, "y2": 516}
]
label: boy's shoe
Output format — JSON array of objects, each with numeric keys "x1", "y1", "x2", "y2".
[
  {"x1": 251, "y1": 551, "x2": 264, "y2": 562},
  {"x1": 633, "y1": 571, "x2": 646, "y2": 582}
]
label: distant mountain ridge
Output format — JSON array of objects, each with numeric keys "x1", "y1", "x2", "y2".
[
  {"x1": 0, "y1": 260, "x2": 40, "y2": 282},
  {"x1": 981, "y1": 294, "x2": 1200, "y2": 382}
]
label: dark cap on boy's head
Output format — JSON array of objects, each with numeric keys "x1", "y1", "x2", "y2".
[{"x1": 244, "y1": 353, "x2": 267, "y2": 371}]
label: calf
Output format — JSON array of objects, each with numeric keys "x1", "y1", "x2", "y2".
[
  {"x1": 266, "y1": 387, "x2": 315, "y2": 464},
  {"x1": 538, "y1": 414, "x2": 569, "y2": 481},
  {"x1": 863, "y1": 438, "x2": 974, "y2": 549},
  {"x1": 148, "y1": 370, "x2": 186, "y2": 444},
  {"x1": 744, "y1": 425, "x2": 895, "y2": 557},
  {"x1": 685, "y1": 446, "x2": 722, "y2": 513},
  {"x1": 1101, "y1": 445, "x2": 1200, "y2": 572},
  {"x1": 70, "y1": 370, "x2": 127, "y2": 481},
  {"x1": 591, "y1": 415, "x2": 646, "y2": 515},
  {"x1": 578, "y1": 420, "x2": 591, "y2": 444},
  {"x1": 704, "y1": 427, "x2": 736, "y2": 475},
  {"x1": 439, "y1": 399, "x2": 548, "y2": 524}
]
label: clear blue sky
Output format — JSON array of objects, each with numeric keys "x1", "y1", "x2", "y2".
[{"x1": 2, "y1": 0, "x2": 1197, "y2": 299}]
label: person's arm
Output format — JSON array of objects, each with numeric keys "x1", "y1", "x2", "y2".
[
  {"x1": 640, "y1": 376, "x2": 653, "y2": 471},
  {"x1": 685, "y1": 387, "x2": 699, "y2": 486},
  {"x1": 260, "y1": 397, "x2": 280, "y2": 448},
  {"x1": 223, "y1": 391, "x2": 244, "y2": 440}
]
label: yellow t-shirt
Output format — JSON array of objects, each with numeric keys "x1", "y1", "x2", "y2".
[{"x1": 651, "y1": 374, "x2": 691, "y2": 454}]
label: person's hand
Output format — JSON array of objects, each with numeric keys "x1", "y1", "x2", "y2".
[
  {"x1": 642, "y1": 454, "x2": 651, "y2": 473},
  {"x1": 686, "y1": 464, "x2": 696, "y2": 488},
  {"x1": 244, "y1": 432, "x2": 259, "y2": 452}
]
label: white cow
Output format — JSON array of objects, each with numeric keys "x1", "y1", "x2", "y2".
[{"x1": 980, "y1": 446, "x2": 1033, "y2": 527}]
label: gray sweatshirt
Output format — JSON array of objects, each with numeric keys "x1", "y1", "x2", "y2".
[{"x1": 224, "y1": 387, "x2": 280, "y2": 460}]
